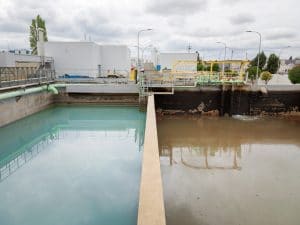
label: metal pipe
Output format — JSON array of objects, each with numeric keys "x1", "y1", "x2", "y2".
[{"x1": 0, "y1": 84, "x2": 64, "y2": 101}]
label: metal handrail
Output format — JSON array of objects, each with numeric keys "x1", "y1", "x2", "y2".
[{"x1": 0, "y1": 67, "x2": 55, "y2": 90}]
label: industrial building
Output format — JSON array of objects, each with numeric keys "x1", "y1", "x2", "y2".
[
  {"x1": 0, "y1": 51, "x2": 53, "y2": 68},
  {"x1": 40, "y1": 41, "x2": 131, "y2": 78},
  {"x1": 151, "y1": 51, "x2": 198, "y2": 71}
]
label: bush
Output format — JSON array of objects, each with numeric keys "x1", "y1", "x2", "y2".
[
  {"x1": 197, "y1": 63, "x2": 205, "y2": 71},
  {"x1": 247, "y1": 66, "x2": 261, "y2": 82},
  {"x1": 260, "y1": 71, "x2": 273, "y2": 84},
  {"x1": 288, "y1": 66, "x2": 300, "y2": 84},
  {"x1": 202, "y1": 64, "x2": 219, "y2": 71},
  {"x1": 212, "y1": 63, "x2": 220, "y2": 72},
  {"x1": 266, "y1": 53, "x2": 280, "y2": 74}
]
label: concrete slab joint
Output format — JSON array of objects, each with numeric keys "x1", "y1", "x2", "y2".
[{"x1": 137, "y1": 95, "x2": 166, "y2": 225}]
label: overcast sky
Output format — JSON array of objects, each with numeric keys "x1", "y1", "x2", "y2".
[{"x1": 0, "y1": 0, "x2": 299, "y2": 59}]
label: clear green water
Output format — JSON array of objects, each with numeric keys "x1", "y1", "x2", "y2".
[{"x1": 0, "y1": 105, "x2": 145, "y2": 225}]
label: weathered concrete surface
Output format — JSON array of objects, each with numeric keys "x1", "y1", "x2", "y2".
[
  {"x1": 155, "y1": 85, "x2": 300, "y2": 116},
  {"x1": 0, "y1": 92, "x2": 53, "y2": 127},
  {"x1": 54, "y1": 91, "x2": 139, "y2": 105},
  {"x1": 138, "y1": 95, "x2": 166, "y2": 225}
]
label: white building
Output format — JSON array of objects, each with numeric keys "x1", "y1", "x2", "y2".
[
  {"x1": 0, "y1": 51, "x2": 53, "y2": 68},
  {"x1": 151, "y1": 51, "x2": 198, "y2": 71},
  {"x1": 278, "y1": 58, "x2": 300, "y2": 74},
  {"x1": 41, "y1": 41, "x2": 131, "y2": 78}
]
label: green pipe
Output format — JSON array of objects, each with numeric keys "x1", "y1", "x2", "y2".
[
  {"x1": 0, "y1": 84, "x2": 65, "y2": 101},
  {"x1": 47, "y1": 85, "x2": 58, "y2": 94}
]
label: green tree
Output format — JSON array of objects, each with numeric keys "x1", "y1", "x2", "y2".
[
  {"x1": 212, "y1": 63, "x2": 220, "y2": 72},
  {"x1": 197, "y1": 63, "x2": 205, "y2": 71},
  {"x1": 247, "y1": 66, "x2": 261, "y2": 83},
  {"x1": 288, "y1": 66, "x2": 300, "y2": 84},
  {"x1": 30, "y1": 15, "x2": 48, "y2": 55},
  {"x1": 251, "y1": 51, "x2": 267, "y2": 69},
  {"x1": 260, "y1": 71, "x2": 273, "y2": 84},
  {"x1": 266, "y1": 54, "x2": 280, "y2": 74}
]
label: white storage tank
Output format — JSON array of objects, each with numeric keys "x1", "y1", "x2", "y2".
[
  {"x1": 42, "y1": 41, "x2": 131, "y2": 78},
  {"x1": 99, "y1": 45, "x2": 131, "y2": 77},
  {"x1": 43, "y1": 42, "x2": 100, "y2": 77}
]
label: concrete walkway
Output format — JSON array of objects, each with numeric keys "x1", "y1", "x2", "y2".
[
  {"x1": 258, "y1": 74, "x2": 292, "y2": 85},
  {"x1": 138, "y1": 95, "x2": 166, "y2": 225}
]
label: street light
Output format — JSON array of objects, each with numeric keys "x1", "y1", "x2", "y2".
[
  {"x1": 216, "y1": 41, "x2": 227, "y2": 76},
  {"x1": 246, "y1": 30, "x2": 262, "y2": 82},
  {"x1": 137, "y1": 29, "x2": 152, "y2": 70},
  {"x1": 278, "y1": 46, "x2": 291, "y2": 73}
]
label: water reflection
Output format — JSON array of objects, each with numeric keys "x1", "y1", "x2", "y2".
[
  {"x1": 0, "y1": 131, "x2": 59, "y2": 182},
  {"x1": 0, "y1": 106, "x2": 145, "y2": 183},
  {"x1": 158, "y1": 116, "x2": 300, "y2": 171},
  {"x1": 157, "y1": 116, "x2": 300, "y2": 225},
  {"x1": 160, "y1": 145, "x2": 242, "y2": 170}
]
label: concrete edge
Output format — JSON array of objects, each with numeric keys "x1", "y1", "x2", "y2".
[{"x1": 137, "y1": 95, "x2": 166, "y2": 225}]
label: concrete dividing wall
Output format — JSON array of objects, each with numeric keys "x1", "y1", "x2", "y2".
[
  {"x1": 0, "y1": 92, "x2": 53, "y2": 127},
  {"x1": 138, "y1": 95, "x2": 166, "y2": 225}
]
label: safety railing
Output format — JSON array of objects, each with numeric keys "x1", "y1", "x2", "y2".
[
  {"x1": 142, "y1": 71, "x2": 246, "y2": 89},
  {"x1": 0, "y1": 67, "x2": 56, "y2": 89}
]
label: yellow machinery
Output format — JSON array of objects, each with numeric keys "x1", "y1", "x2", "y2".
[{"x1": 130, "y1": 68, "x2": 137, "y2": 81}]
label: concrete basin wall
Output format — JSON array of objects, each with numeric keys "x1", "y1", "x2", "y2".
[
  {"x1": 0, "y1": 92, "x2": 54, "y2": 127},
  {"x1": 0, "y1": 86, "x2": 140, "y2": 127},
  {"x1": 155, "y1": 85, "x2": 300, "y2": 116}
]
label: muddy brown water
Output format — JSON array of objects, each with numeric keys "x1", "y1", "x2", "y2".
[{"x1": 157, "y1": 116, "x2": 300, "y2": 225}]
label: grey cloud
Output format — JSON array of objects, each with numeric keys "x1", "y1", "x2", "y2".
[
  {"x1": 185, "y1": 27, "x2": 241, "y2": 39},
  {"x1": 266, "y1": 29, "x2": 297, "y2": 40},
  {"x1": 230, "y1": 14, "x2": 255, "y2": 25},
  {"x1": 0, "y1": 0, "x2": 299, "y2": 55},
  {"x1": 0, "y1": 0, "x2": 124, "y2": 43},
  {"x1": 164, "y1": 39, "x2": 190, "y2": 51},
  {"x1": 222, "y1": 0, "x2": 247, "y2": 5},
  {"x1": 0, "y1": 22, "x2": 27, "y2": 33},
  {"x1": 146, "y1": 0, "x2": 207, "y2": 16}
]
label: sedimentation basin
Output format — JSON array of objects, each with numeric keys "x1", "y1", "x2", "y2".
[
  {"x1": 0, "y1": 83, "x2": 300, "y2": 225},
  {"x1": 157, "y1": 115, "x2": 300, "y2": 225}
]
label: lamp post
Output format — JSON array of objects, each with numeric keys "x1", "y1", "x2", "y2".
[
  {"x1": 246, "y1": 30, "x2": 262, "y2": 82},
  {"x1": 137, "y1": 29, "x2": 152, "y2": 71},
  {"x1": 278, "y1": 46, "x2": 291, "y2": 74},
  {"x1": 216, "y1": 41, "x2": 227, "y2": 76}
]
